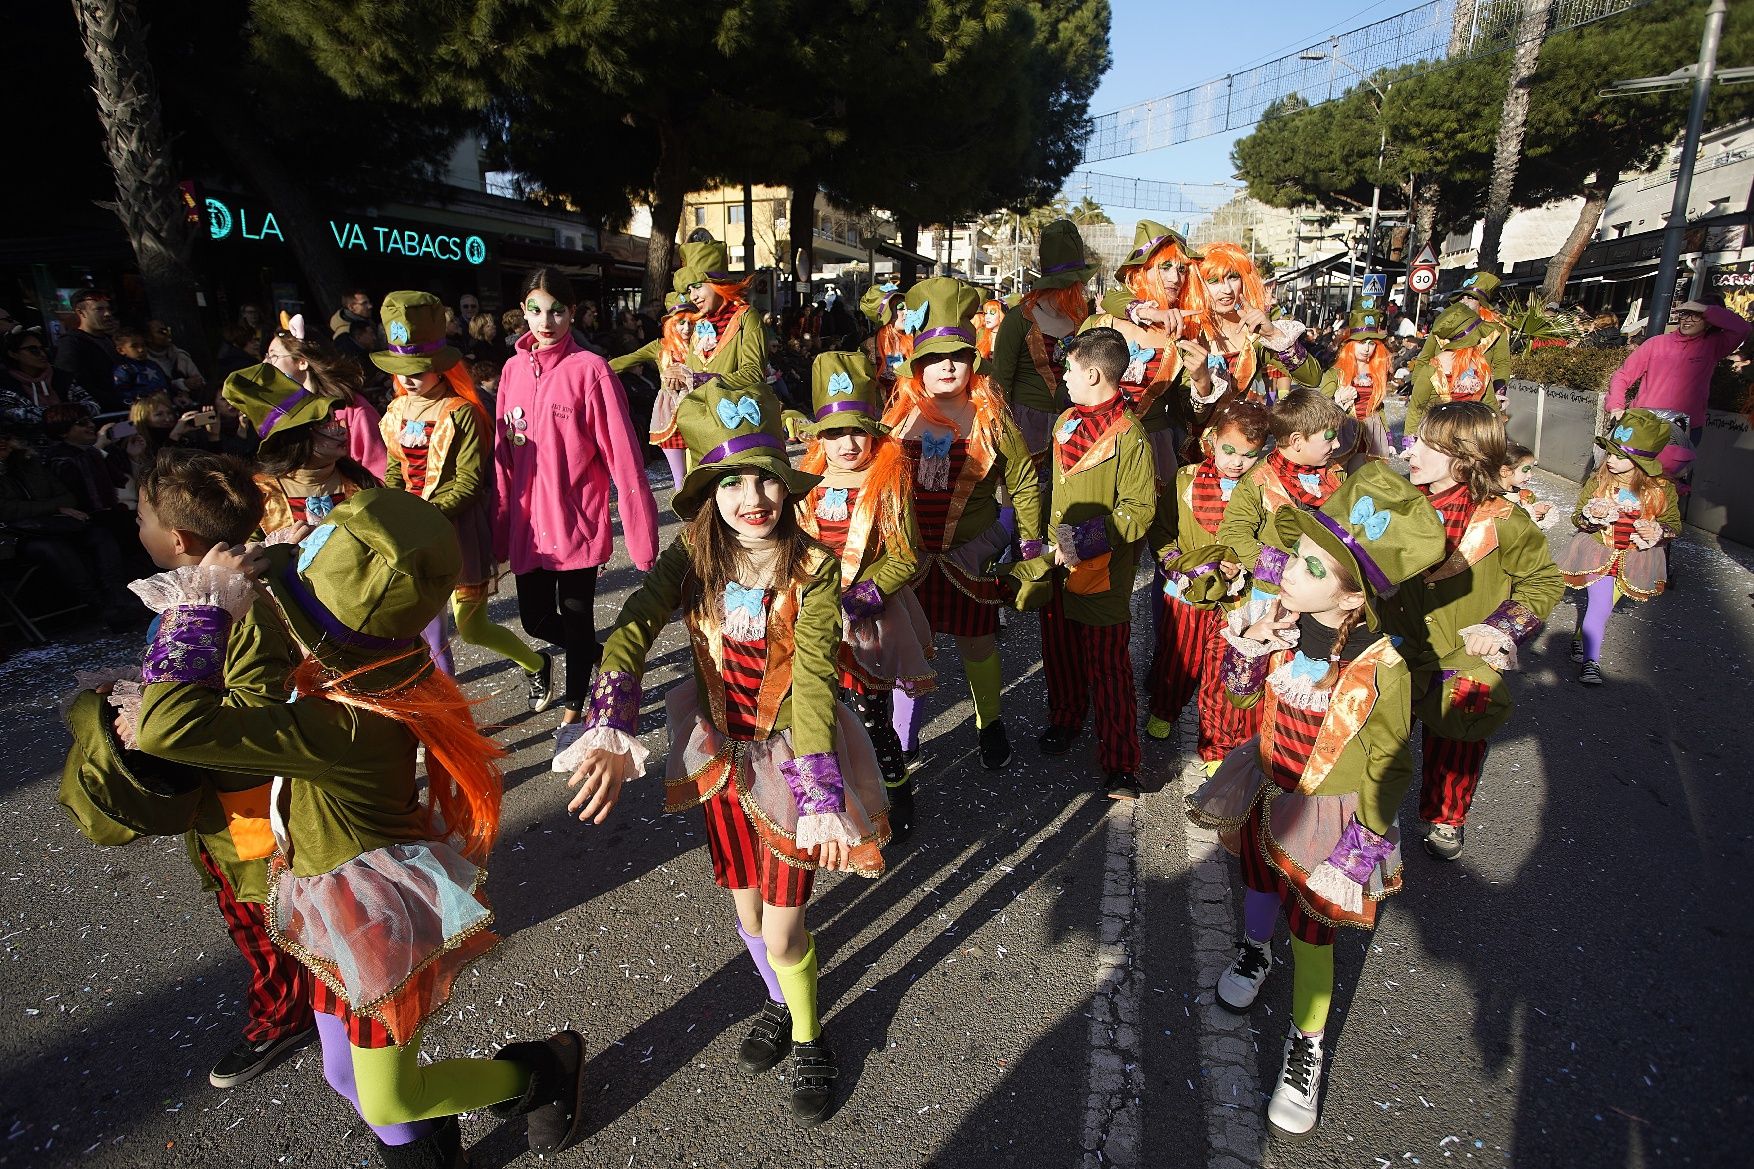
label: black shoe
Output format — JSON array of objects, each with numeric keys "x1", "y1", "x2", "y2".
[
  {"x1": 978, "y1": 721, "x2": 1012, "y2": 770},
  {"x1": 488, "y1": 1030, "x2": 589, "y2": 1154},
  {"x1": 375, "y1": 1115, "x2": 465, "y2": 1169},
  {"x1": 208, "y1": 1027, "x2": 313, "y2": 1088},
  {"x1": 1423, "y1": 823, "x2": 1464, "y2": 861},
  {"x1": 789, "y1": 1039, "x2": 839, "y2": 1127},
  {"x1": 526, "y1": 650, "x2": 556, "y2": 713},
  {"x1": 738, "y1": 1000, "x2": 793, "y2": 1074},
  {"x1": 1036, "y1": 725, "x2": 1080, "y2": 756},
  {"x1": 886, "y1": 780, "x2": 914, "y2": 843},
  {"x1": 1578, "y1": 660, "x2": 1604, "y2": 686},
  {"x1": 903, "y1": 748, "x2": 925, "y2": 773},
  {"x1": 1104, "y1": 771, "x2": 1140, "y2": 800}
]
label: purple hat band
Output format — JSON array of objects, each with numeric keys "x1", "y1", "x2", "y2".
[
  {"x1": 279, "y1": 561, "x2": 421, "y2": 655},
  {"x1": 704, "y1": 271, "x2": 737, "y2": 283},
  {"x1": 701, "y1": 432, "x2": 783, "y2": 466},
  {"x1": 1312, "y1": 509, "x2": 1393, "y2": 595},
  {"x1": 1614, "y1": 440, "x2": 1659, "y2": 458},
  {"x1": 913, "y1": 326, "x2": 975, "y2": 346},
  {"x1": 1448, "y1": 317, "x2": 1483, "y2": 344},
  {"x1": 1041, "y1": 259, "x2": 1090, "y2": 275},
  {"x1": 814, "y1": 400, "x2": 873, "y2": 422},
  {"x1": 258, "y1": 386, "x2": 312, "y2": 438},
  {"x1": 385, "y1": 336, "x2": 448, "y2": 356},
  {"x1": 1128, "y1": 234, "x2": 1170, "y2": 262}
]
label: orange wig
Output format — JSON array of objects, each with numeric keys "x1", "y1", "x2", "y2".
[
  {"x1": 1189, "y1": 242, "x2": 1269, "y2": 324},
  {"x1": 1021, "y1": 284, "x2": 1092, "y2": 330},
  {"x1": 880, "y1": 365, "x2": 1011, "y2": 471},
  {"x1": 1332, "y1": 339, "x2": 1392, "y2": 417},
  {"x1": 799, "y1": 433, "x2": 914, "y2": 553},
  {"x1": 975, "y1": 300, "x2": 1006, "y2": 360},
  {"x1": 394, "y1": 364, "x2": 491, "y2": 438},
  {"x1": 1122, "y1": 239, "x2": 1200, "y2": 317}
]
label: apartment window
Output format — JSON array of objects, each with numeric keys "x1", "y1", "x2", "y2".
[
  {"x1": 773, "y1": 200, "x2": 787, "y2": 217},
  {"x1": 848, "y1": 225, "x2": 862, "y2": 247},
  {"x1": 728, "y1": 205, "x2": 746, "y2": 225},
  {"x1": 730, "y1": 246, "x2": 747, "y2": 266},
  {"x1": 1612, "y1": 222, "x2": 1631, "y2": 239},
  {"x1": 693, "y1": 207, "x2": 707, "y2": 227}
]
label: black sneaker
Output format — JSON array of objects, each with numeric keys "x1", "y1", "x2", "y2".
[
  {"x1": 886, "y1": 781, "x2": 914, "y2": 843},
  {"x1": 526, "y1": 650, "x2": 556, "y2": 713},
  {"x1": 978, "y1": 721, "x2": 1012, "y2": 770},
  {"x1": 1104, "y1": 771, "x2": 1140, "y2": 801},
  {"x1": 738, "y1": 1000, "x2": 793, "y2": 1074},
  {"x1": 1037, "y1": 725, "x2": 1080, "y2": 756},
  {"x1": 789, "y1": 1039, "x2": 839, "y2": 1127},
  {"x1": 208, "y1": 1028, "x2": 313, "y2": 1088},
  {"x1": 1578, "y1": 659, "x2": 1604, "y2": 686}
]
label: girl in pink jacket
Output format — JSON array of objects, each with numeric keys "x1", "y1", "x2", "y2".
[{"x1": 494, "y1": 269, "x2": 660, "y2": 745}]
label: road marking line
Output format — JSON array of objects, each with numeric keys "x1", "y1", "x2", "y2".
[{"x1": 1080, "y1": 798, "x2": 1143, "y2": 1169}]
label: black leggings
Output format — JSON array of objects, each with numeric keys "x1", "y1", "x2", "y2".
[
  {"x1": 514, "y1": 567, "x2": 600, "y2": 711},
  {"x1": 840, "y1": 685, "x2": 909, "y2": 790}
]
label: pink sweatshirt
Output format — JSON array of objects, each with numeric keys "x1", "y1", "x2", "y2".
[
  {"x1": 493, "y1": 331, "x2": 659, "y2": 574},
  {"x1": 335, "y1": 398, "x2": 388, "y2": 482},
  {"x1": 1607, "y1": 305, "x2": 1751, "y2": 428}
]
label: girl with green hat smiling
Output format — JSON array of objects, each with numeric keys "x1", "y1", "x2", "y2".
[
  {"x1": 372, "y1": 291, "x2": 552, "y2": 693},
  {"x1": 560, "y1": 380, "x2": 890, "y2": 1127},
  {"x1": 1405, "y1": 301, "x2": 1502, "y2": 436}
]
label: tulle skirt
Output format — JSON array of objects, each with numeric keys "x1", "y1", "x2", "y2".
[
  {"x1": 841, "y1": 586, "x2": 937, "y2": 696},
  {"x1": 1557, "y1": 533, "x2": 1667, "y2": 599}
]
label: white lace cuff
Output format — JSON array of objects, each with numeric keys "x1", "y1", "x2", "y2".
[
  {"x1": 1459, "y1": 623, "x2": 1518, "y2": 672},
  {"x1": 794, "y1": 811, "x2": 860, "y2": 850},
  {"x1": 551, "y1": 724, "x2": 650, "y2": 775},
  {"x1": 1052, "y1": 524, "x2": 1081, "y2": 569},
  {"x1": 1222, "y1": 596, "x2": 1300, "y2": 657},
  {"x1": 128, "y1": 564, "x2": 257, "y2": 620}
]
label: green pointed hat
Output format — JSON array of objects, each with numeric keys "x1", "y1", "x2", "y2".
[
  {"x1": 222, "y1": 362, "x2": 335, "y2": 440},
  {"x1": 1430, "y1": 302, "x2": 1488, "y2": 351},
  {"x1": 674, "y1": 241, "x2": 737, "y2": 294},
  {"x1": 802, "y1": 351, "x2": 888, "y2": 437},
  {"x1": 265, "y1": 488, "x2": 461, "y2": 685},
  {"x1": 672, "y1": 382, "x2": 821, "y2": 520},
  {"x1": 860, "y1": 285, "x2": 904, "y2": 326},
  {"x1": 900, "y1": 277, "x2": 984, "y2": 367},
  {"x1": 1346, "y1": 307, "x2": 1388, "y2": 341},
  {"x1": 1596, "y1": 408, "x2": 1671, "y2": 477},
  {"x1": 1456, "y1": 270, "x2": 1501, "y2": 306},
  {"x1": 1115, "y1": 220, "x2": 1199, "y2": 273},
  {"x1": 370, "y1": 291, "x2": 463, "y2": 376},
  {"x1": 1273, "y1": 461, "x2": 1448, "y2": 629},
  {"x1": 1034, "y1": 219, "x2": 1099, "y2": 289},
  {"x1": 57, "y1": 689, "x2": 201, "y2": 844}
]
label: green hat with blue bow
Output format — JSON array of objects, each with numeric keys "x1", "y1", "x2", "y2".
[
  {"x1": 673, "y1": 382, "x2": 821, "y2": 520},
  {"x1": 900, "y1": 277, "x2": 986, "y2": 369},
  {"x1": 370, "y1": 290, "x2": 463, "y2": 376},
  {"x1": 1346, "y1": 307, "x2": 1388, "y2": 341},
  {"x1": 674, "y1": 241, "x2": 738, "y2": 295},
  {"x1": 860, "y1": 284, "x2": 903, "y2": 326},
  {"x1": 1595, "y1": 408, "x2": 1671, "y2": 478},
  {"x1": 802, "y1": 351, "x2": 889, "y2": 438},
  {"x1": 1456, "y1": 270, "x2": 1501, "y2": 306},
  {"x1": 1273, "y1": 461, "x2": 1448, "y2": 629}
]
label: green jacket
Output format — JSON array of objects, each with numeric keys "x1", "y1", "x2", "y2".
[
  {"x1": 914, "y1": 416, "x2": 1044, "y2": 555},
  {"x1": 1215, "y1": 458, "x2": 1338, "y2": 569},
  {"x1": 1382, "y1": 497, "x2": 1564, "y2": 741},
  {"x1": 599, "y1": 535, "x2": 843, "y2": 757},
  {"x1": 1405, "y1": 353, "x2": 1500, "y2": 434},
  {"x1": 1014, "y1": 405, "x2": 1157, "y2": 625},
  {"x1": 800, "y1": 483, "x2": 921, "y2": 598},
  {"x1": 1415, "y1": 316, "x2": 1512, "y2": 381},
  {"x1": 1147, "y1": 461, "x2": 1230, "y2": 565},
  {"x1": 381, "y1": 396, "x2": 484, "y2": 519},
  {"x1": 611, "y1": 305, "x2": 770, "y2": 400},
  {"x1": 989, "y1": 306, "x2": 1068, "y2": 418}
]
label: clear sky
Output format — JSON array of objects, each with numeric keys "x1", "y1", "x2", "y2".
[{"x1": 1078, "y1": 0, "x2": 1418, "y2": 227}]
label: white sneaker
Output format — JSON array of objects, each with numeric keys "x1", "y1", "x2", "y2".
[
  {"x1": 1266, "y1": 1028, "x2": 1324, "y2": 1141},
  {"x1": 1214, "y1": 938, "x2": 1273, "y2": 1013},
  {"x1": 551, "y1": 721, "x2": 587, "y2": 772}
]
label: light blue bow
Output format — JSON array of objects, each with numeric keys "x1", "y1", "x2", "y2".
[
  {"x1": 1127, "y1": 340, "x2": 1156, "y2": 366},
  {"x1": 388, "y1": 320, "x2": 410, "y2": 345},
  {"x1": 296, "y1": 523, "x2": 337, "y2": 574},
  {"x1": 1298, "y1": 472, "x2": 1324, "y2": 495},
  {"x1": 399, "y1": 418, "x2": 428, "y2": 445},
  {"x1": 693, "y1": 318, "x2": 719, "y2": 348},
  {"x1": 1056, "y1": 416, "x2": 1081, "y2": 445},
  {"x1": 826, "y1": 371, "x2": 856, "y2": 397},
  {"x1": 821, "y1": 487, "x2": 848, "y2": 512},
  {"x1": 1615, "y1": 487, "x2": 1640, "y2": 507},
  {"x1": 1287, "y1": 652, "x2": 1328, "y2": 684},
  {"x1": 724, "y1": 581, "x2": 765, "y2": 620},
  {"x1": 921, "y1": 430, "x2": 953, "y2": 459},
  {"x1": 1219, "y1": 477, "x2": 1237, "y2": 502},
  {"x1": 715, "y1": 396, "x2": 763, "y2": 429},
  {"x1": 898, "y1": 304, "x2": 928, "y2": 335},
  {"x1": 1207, "y1": 354, "x2": 1228, "y2": 375},
  {"x1": 304, "y1": 492, "x2": 337, "y2": 521},
  {"x1": 1349, "y1": 495, "x2": 1391, "y2": 540},
  {"x1": 879, "y1": 281, "x2": 899, "y2": 294},
  {"x1": 885, "y1": 352, "x2": 905, "y2": 370},
  {"x1": 1612, "y1": 425, "x2": 1634, "y2": 443}
]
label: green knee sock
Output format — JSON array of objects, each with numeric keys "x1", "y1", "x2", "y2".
[
  {"x1": 1289, "y1": 936, "x2": 1335, "y2": 1035},
  {"x1": 453, "y1": 596, "x2": 544, "y2": 673},
  {"x1": 351, "y1": 1035, "x2": 530, "y2": 1125},
  {"x1": 964, "y1": 651, "x2": 1003, "y2": 729},
  {"x1": 771, "y1": 935, "x2": 822, "y2": 1043}
]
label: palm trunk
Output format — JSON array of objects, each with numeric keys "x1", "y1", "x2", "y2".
[
  {"x1": 643, "y1": 118, "x2": 688, "y2": 307},
  {"x1": 71, "y1": 0, "x2": 210, "y2": 372},
  {"x1": 789, "y1": 176, "x2": 818, "y2": 304},
  {"x1": 1477, "y1": 0, "x2": 1553, "y2": 271},
  {"x1": 900, "y1": 222, "x2": 922, "y2": 286},
  {"x1": 1539, "y1": 176, "x2": 1612, "y2": 303}
]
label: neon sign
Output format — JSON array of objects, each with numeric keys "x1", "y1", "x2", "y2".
[{"x1": 204, "y1": 197, "x2": 486, "y2": 266}]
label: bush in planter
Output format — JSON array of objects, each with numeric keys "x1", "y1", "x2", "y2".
[{"x1": 1507, "y1": 346, "x2": 1623, "y2": 393}]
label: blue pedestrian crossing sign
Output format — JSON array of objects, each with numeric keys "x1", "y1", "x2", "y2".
[{"x1": 1363, "y1": 272, "x2": 1388, "y2": 297}]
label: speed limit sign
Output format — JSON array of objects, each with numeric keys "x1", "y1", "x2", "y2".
[{"x1": 1410, "y1": 265, "x2": 1437, "y2": 293}]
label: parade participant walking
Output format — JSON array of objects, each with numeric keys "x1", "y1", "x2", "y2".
[
  {"x1": 881, "y1": 278, "x2": 1044, "y2": 770},
  {"x1": 796, "y1": 351, "x2": 934, "y2": 838},
  {"x1": 1405, "y1": 302, "x2": 1501, "y2": 435},
  {"x1": 1500, "y1": 443, "x2": 1558, "y2": 527},
  {"x1": 975, "y1": 297, "x2": 1006, "y2": 363},
  {"x1": 1012, "y1": 327, "x2": 1155, "y2": 799},
  {"x1": 612, "y1": 291, "x2": 694, "y2": 488},
  {"x1": 225, "y1": 364, "x2": 377, "y2": 535},
  {"x1": 373, "y1": 291, "x2": 550, "y2": 691},
  {"x1": 1606, "y1": 300, "x2": 1751, "y2": 479},
  {"x1": 860, "y1": 280, "x2": 914, "y2": 393},
  {"x1": 1184, "y1": 242, "x2": 1319, "y2": 417},
  {"x1": 1394, "y1": 403, "x2": 1563, "y2": 861},
  {"x1": 266, "y1": 315, "x2": 389, "y2": 481},
  {"x1": 495, "y1": 268, "x2": 660, "y2": 744},
  {"x1": 1321, "y1": 307, "x2": 1397, "y2": 465},
  {"x1": 1415, "y1": 272, "x2": 1513, "y2": 386},
  {"x1": 989, "y1": 219, "x2": 1099, "y2": 471},
  {"x1": 1188, "y1": 462, "x2": 1448, "y2": 1141},
  {"x1": 1557, "y1": 409, "x2": 1681, "y2": 686},
  {"x1": 559, "y1": 380, "x2": 889, "y2": 1127}
]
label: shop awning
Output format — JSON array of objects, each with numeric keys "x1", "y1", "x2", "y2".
[
  {"x1": 875, "y1": 240, "x2": 937, "y2": 268},
  {"x1": 1273, "y1": 251, "x2": 1351, "y2": 284}
]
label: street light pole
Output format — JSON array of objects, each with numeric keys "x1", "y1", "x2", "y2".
[
  {"x1": 1647, "y1": 0, "x2": 1727, "y2": 332},
  {"x1": 1302, "y1": 43, "x2": 1391, "y2": 307}
]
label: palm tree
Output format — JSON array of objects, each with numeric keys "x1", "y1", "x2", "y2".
[
  {"x1": 1477, "y1": 0, "x2": 1554, "y2": 271},
  {"x1": 1067, "y1": 195, "x2": 1112, "y2": 226}
]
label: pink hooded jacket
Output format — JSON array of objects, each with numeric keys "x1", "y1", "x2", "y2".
[{"x1": 493, "y1": 331, "x2": 659, "y2": 574}]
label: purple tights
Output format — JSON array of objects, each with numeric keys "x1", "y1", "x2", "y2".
[
  {"x1": 662, "y1": 447, "x2": 688, "y2": 490},
  {"x1": 421, "y1": 613, "x2": 454, "y2": 676},
  {"x1": 314, "y1": 1012, "x2": 431, "y2": 1146},
  {"x1": 1579, "y1": 575, "x2": 1616, "y2": 663},
  {"x1": 1243, "y1": 888, "x2": 1279, "y2": 944},
  {"x1": 737, "y1": 921, "x2": 786, "y2": 1004},
  {"x1": 891, "y1": 689, "x2": 920, "y2": 753}
]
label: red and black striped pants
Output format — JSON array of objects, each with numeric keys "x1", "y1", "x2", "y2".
[
  {"x1": 1149, "y1": 599, "x2": 1214, "y2": 724},
  {"x1": 1041, "y1": 587, "x2": 1139, "y2": 773},
  {"x1": 199, "y1": 845, "x2": 314, "y2": 1043},
  {"x1": 1198, "y1": 620, "x2": 1260, "y2": 763},
  {"x1": 702, "y1": 784, "x2": 815, "y2": 907},
  {"x1": 1418, "y1": 727, "x2": 1489, "y2": 827},
  {"x1": 1239, "y1": 794, "x2": 1335, "y2": 947}
]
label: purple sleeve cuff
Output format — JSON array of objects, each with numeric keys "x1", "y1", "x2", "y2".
[
  {"x1": 1222, "y1": 641, "x2": 1273, "y2": 700},
  {"x1": 583, "y1": 670, "x2": 642, "y2": 735},
  {"x1": 1483, "y1": 599, "x2": 1542, "y2": 647},
  {"x1": 1274, "y1": 337, "x2": 1309, "y2": 368},
  {"x1": 841, "y1": 579, "x2": 885, "y2": 621},
  {"x1": 140, "y1": 605, "x2": 232, "y2": 687},
  {"x1": 1252, "y1": 544, "x2": 1289, "y2": 589},
  {"x1": 1019, "y1": 539, "x2": 1044, "y2": 560},
  {"x1": 1072, "y1": 516, "x2": 1111, "y2": 561},
  {"x1": 1325, "y1": 817, "x2": 1395, "y2": 884},
  {"x1": 780, "y1": 751, "x2": 845, "y2": 817}
]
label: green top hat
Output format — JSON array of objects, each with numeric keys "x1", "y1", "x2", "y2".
[
  {"x1": 802, "y1": 351, "x2": 889, "y2": 438},
  {"x1": 267, "y1": 488, "x2": 461, "y2": 684},
  {"x1": 1115, "y1": 220, "x2": 1199, "y2": 274},
  {"x1": 672, "y1": 383, "x2": 821, "y2": 520},
  {"x1": 1455, "y1": 271, "x2": 1501, "y2": 306},
  {"x1": 58, "y1": 688, "x2": 202, "y2": 844},
  {"x1": 370, "y1": 291, "x2": 463, "y2": 376},
  {"x1": 1346, "y1": 308, "x2": 1388, "y2": 341},
  {"x1": 674, "y1": 241, "x2": 737, "y2": 295},
  {"x1": 860, "y1": 285, "x2": 904, "y2": 326},
  {"x1": 1033, "y1": 219, "x2": 1099, "y2": 289},
  {"x1": 223, "y1": 362, "x2": 335, "y2": 440},
  {"x1": 1596, "y1": 408, "x2": 1671, "y2": 478},
  {"x1": 1273, "y1": 462, "x2": 1448, "y2": 630},
  {"x1": 900, "y1": 277, "x2": 985, "y2": 368},
  {"x1": 1430, "y1": 302, "x2": 1488, "y2": 352}
]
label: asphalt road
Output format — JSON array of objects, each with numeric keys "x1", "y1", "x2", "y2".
[{"x1": 2, "y1": 450, "x2": 1750, "y2": 1169}]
